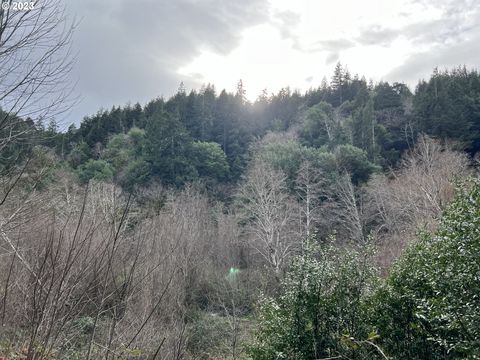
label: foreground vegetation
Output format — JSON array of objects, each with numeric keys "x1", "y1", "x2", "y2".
[{"x1": 250, "y1": 180, "x2": 480, "y2": 359}]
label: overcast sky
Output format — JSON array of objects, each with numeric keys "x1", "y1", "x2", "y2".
[{"x1": 64, "y1": 0, "x2": 480, "y2": 126}]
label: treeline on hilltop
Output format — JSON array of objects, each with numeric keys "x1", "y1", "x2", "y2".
[{"x1": 5, "y1": 63, "x2": 479, "y2": 192}]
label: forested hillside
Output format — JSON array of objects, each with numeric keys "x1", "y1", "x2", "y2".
[
  {"x1": 1, "y1": 62, "x2": 479, "y2": 359},
  {"x1": 15, "y1": 64, "x2": 478, "y2": 190}
]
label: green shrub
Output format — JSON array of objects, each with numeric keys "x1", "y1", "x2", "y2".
[
  {"x1": 249, "y1": 240, "x2": 379, "y2": 359},
  {"x1": 375, "y1": 180, "x2": 480, "y2": 358},
  {"x1": 77, "y1": 159, "x2": 114, "y2": 183}
]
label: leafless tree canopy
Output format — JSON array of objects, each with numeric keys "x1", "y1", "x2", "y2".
[
  {"x1": 0, "y1": 0, "x2": 76, "y2": 150},
  {"x1": 237, "y1": 159, "x2": 301, "y2": 274},
  {"x1": 0, "y1": 179, "x2": 252, "y2": 359},
  {"x1": 365, "y1": 135, "x2": 470, "y2": 269}
]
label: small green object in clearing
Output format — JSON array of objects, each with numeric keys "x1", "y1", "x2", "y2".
[{"x1": 229, "y1": 267, "x2": 239, "y2": 275}]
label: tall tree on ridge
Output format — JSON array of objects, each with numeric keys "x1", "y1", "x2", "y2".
[{"x1": 331, "y1": 62, "x2": 345, "y2": 106}]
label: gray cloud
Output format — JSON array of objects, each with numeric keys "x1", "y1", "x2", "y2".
[
  {"x1": 66, "y1": 0, "x2": 269, "y2": 124},
  {"x1": 385, "y1": 21, "x2": 480, "y2": 86},
  {"x1": 356, "y1": 0, "x2": 480, "y2": 48},
  {"x1": 378, "y1": 0, "x2": 480, "y2": 86},
  {"x1": 312, "y1": 2, "x2": 477, "y2": 63},
  {"x1": 356, "y1": 26, "x2": 399, "y2": 46},
  {"x1": 271, "y1": 10, "x2": 302, "y2": 49},
  {"x1": 404, "y1": 16, "x2": 478, "y2": 46},
  {"x1": 410, "y1": 0, "x2": 478, "y2": 14},
  {"x1": 325, "y1": 52, "x2": 340, "y2": 65},
  {"x1": 355, "y1": 20, "x2": 467, "y2": 49},
  {"x1": 310, "y1": 38, "x2": 355, "y2": 53},
  {"x1": 307, "y1": 39, "x2": 355, "y2": 64}
]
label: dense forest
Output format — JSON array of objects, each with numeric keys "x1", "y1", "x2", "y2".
[
  {"x1": 1, "y1": 2, "x2": 480, "y2": 359},
  {"x1": 21, "y1": 64, "x2": 480, "y2": 187},
  {"x1": 2, "y1": 62, "x2": 480, "y2": 359}
]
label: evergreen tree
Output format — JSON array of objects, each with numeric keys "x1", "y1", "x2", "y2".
[
  {"x1": 144, "y1": 110, "x2": 197, "y2": 185},
  {"x1": 352, "y1": 98, "x2": 377, "y2": 161},
  {"x1": 414, "y1": 67, "x2": 480, "y2": 152},
  {"x1": 331, "y1": 62, "x2": 345, "y2": 106}
]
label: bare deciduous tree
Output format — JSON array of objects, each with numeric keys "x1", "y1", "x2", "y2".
[
  {"x1": 237, "y1": 159, "x2": 301, "y2": 275},
  {"x1": 365, "y1": 135, "x2": 470, "y2": 269},
  {"x1": 0, "y1": 1, "x2": 78, "y2": 268},
  {"x1": 0, "y1": 0, "x2": 76, "y2": 147},
  {"x1": 295, "y1": 160, "x2": 325, "y2": 243},
  {"x1": 320, "y1": 173, "x2": 365, "y2": 244}
]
